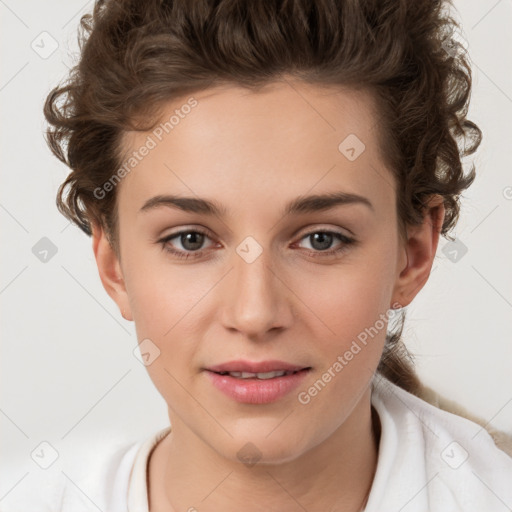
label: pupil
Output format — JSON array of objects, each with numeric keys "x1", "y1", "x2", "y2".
[
  {"x1": 311, "y1": 232, "x2": 332, "y2": 251},
  {"x1": 182, "y1": 232, "x2": 203, "y2": 251}
]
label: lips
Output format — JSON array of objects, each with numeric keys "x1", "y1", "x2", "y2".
[
  {"x1": 203, "y1": 359, "x2": 312, "y2": 403},
  {"x1": 206, "y1": 359, "x2": 310, "y2": 374},
  {"x1": 205, "y1": 365, "x2": 312, "y2": 404}
]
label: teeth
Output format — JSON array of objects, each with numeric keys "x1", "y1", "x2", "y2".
[{"x1": 226, "y1": 370, "x2": 291, "y2": 379}]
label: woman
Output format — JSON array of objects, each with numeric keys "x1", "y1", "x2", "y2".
[{"x1": 36, "y1": 0, "x2": 512, "y2": 510}]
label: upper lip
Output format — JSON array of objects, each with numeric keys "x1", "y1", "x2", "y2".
[{"x1": 206, "y1": 359, "x2": 311, "y2": 373}]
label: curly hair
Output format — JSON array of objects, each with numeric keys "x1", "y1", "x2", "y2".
[{"x1": 43, "y1": 0, "x2": 482, "y2": 397}]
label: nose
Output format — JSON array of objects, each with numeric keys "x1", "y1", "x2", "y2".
[{"x1": 220, "y1": 246, "x2": 293, "y2": 339}]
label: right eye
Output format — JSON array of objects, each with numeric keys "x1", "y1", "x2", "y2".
[{"x1": 158, "y1": 228, "x2": 218, "y2": 260}]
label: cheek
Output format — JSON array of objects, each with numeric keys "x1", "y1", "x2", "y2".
[
  {"x1": 293, "y1": 267, "x2": 392, "y2": 420},
  {"x1": 124, "y1": 257, "x2": 216, "y2": 393},
  {"x1": 297, "y1": 261, "x2": 393, "y2": 339},
  {"x1": 291, "y1": 252, "x2": 395, "y2": 391},
  {"x1": 123, "y1": 245, "x2": 209, "y2": 333},
  {"x1": 124, "y1": 262, "x2": 207, "y2": 404}
]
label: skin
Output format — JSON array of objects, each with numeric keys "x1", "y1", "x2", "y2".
[{"x1": 92, "y1": 78, "x2": 445, "y2": 511}]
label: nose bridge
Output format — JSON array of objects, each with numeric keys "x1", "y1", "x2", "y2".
[{"x1": 221, "y1": 237, "x2": 290, "y2": 336}]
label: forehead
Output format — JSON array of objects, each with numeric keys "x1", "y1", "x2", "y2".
[{"x1": 117, "y1": 80, "x2": 394, "y2": 218}]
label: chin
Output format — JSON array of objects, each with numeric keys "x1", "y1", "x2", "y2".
[{"x1": 214, "y1": 431, "x2": 310, "y2": 467}]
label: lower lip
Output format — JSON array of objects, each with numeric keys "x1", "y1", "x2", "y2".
[{"x1": 204, "y1": 369, "x2": 311, "y2": 404}]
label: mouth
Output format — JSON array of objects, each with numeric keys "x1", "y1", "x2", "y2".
[
  {"x1": 203, "y1": 362, "x2": 312, "y2": 404},
  {"x1": 209, "y1": 368, "x2": 311, "y2": 380},
  {"x1": 205, "y1": 359, "x2": 311, "y2": 375}
]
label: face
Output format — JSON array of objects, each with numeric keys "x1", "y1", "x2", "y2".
[{"x1": 94, "y1": 79, "x2": 434, "y2": 465}]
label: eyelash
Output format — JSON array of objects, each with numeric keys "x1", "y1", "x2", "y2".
[{"x1": 157, "y1": 228, "x2": 356, "y2": 260}]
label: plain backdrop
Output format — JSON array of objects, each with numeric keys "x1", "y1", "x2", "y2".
[{"x1": 1, "y1": 0, "x2": 511, "y2": 503}]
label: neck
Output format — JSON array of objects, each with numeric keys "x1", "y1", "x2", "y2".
[{"x1": 148, "y1": 387, "x2": 380, "y2": 512}]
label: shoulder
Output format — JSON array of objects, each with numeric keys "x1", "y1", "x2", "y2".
[
  {"x1": 417, "y1": 382, "x2": 512, "y2": 458},
  {"x1": 371, "y1": 376, "x2": 512, "y2": 511},
  {"x1": 3, "y1": 436, "x2": 143, "y2": 512},
  {"x1": 59, "y1": 438, "x2": 142, "y2": 511},
  {"x1": 58, "y1": 426, "x2": 172, "y2": 512}
]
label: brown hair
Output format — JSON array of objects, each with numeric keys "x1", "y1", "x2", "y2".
[{"x1": 43, "y1": 0, "x2": 481, "y2": 397}]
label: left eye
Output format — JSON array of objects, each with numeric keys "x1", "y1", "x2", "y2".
[{"x1": 296, "y1": 231, "x2": 351, "y2": 252}]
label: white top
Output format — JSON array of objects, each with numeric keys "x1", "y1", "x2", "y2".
[{"x1": 7, "y1": 376, "x2": 512, "y2": 511}]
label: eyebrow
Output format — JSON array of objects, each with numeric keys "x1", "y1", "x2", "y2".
[{"x1": 139, "y1": 191, "x2": 374, "y2": 217}]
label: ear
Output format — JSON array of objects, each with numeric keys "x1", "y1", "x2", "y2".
[
  {"x1": 391, "y1": 194, "x2": 446, "y2": 308},
  {"x1": 91, "y1": 221, "x2": 133, "y2": 321}
]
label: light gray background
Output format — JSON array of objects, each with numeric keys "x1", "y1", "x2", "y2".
[{"x1": 1, "y1": 0, "x2": 511, "y2": 503}]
